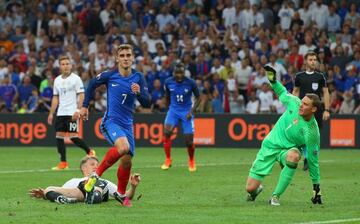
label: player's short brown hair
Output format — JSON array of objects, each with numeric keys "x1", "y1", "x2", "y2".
[
  {"x1": 79, "y1": 156, "x2": 99, "y2": 172},
  {"x1": 305, "y1": 93, "x2": 322, "y2": 112},
  {"x1": 304, "y1": 51, "x2": 317, "y2": 60},
  {"x1": 114, "y1": 44, "x2": 134, "y2": 55},
  {"x1": 59, "y1": 55, "x2": 71, "y2": 62}
]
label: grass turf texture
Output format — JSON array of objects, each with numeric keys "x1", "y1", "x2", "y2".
[{"x1": 0, "y1": 147, "x2": 359, "y2": 224}]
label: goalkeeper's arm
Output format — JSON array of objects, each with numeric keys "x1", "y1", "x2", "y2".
[{"x1": 263, "y1": 65, "x2": 300, "y2": 106}]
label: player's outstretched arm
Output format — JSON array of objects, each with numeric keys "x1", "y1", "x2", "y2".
[
  {"x1": 305, "y1": 133, "x2": 322, "y2": 204},
  {"x1": 264, "y1": 65, "x2": 299, "y2": 106}
]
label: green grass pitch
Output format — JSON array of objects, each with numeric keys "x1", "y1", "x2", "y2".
[{"x1": 0, "y1": 147, "x2": 359, "y2": 224}]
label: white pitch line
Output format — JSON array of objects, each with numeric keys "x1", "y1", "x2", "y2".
[
  {"x1": 0, "y1": 162, "x2": 246, "y2": 174},
  {"x1": 0, "y1": 160, "x2": 337, "y2": 174},
  {"x1": 294, "y1": 218, "x2": 360, "y2": 224}
]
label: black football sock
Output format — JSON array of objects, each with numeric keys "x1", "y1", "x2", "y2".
[
  {"x1": 70, "y1": 137, "x2": 90, "y2": 154},
  {"x1": 56, "y1": 138, "x2": 66, "y2": 162},
  {"x1": 45, "y1": 191, "x2": 63, "y2": 202}
]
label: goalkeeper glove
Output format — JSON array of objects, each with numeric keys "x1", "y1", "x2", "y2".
[
  {"x1": 311, "y1": 184, "x2": 322, "y2": 204},
  {"x1": 263, "y1": 65, "x2": 277, "y2": 83}
]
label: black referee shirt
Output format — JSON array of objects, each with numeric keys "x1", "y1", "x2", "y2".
[{"x1": 294, "y1": 71, "x2": 327, "y2": 99}]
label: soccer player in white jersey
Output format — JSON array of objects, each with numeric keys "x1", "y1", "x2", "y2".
[
  {"x1": 47, "y1": 55, "x2": 95, "y2": 170},
  {"x1": 29, "y1": 156, "x2": 141, "y2": 204}
]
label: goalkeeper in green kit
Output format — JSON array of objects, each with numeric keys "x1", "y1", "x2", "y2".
[{"x1": 246, "y1": 65, "x2": 322, "y2": 206}]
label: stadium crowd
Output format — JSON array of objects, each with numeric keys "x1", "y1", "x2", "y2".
[{"x1": 1, "y1": 0, "x2": 360, "y2": 114}]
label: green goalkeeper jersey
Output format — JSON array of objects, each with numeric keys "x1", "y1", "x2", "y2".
[{"x1": 264, "y1": 81, "x2": 321, "y2": 184}]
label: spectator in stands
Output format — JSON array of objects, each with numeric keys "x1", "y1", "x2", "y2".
[
  {"x1": 235, "y1": 57, "x2": 252, "y2": 102},
  {"x1": 288, "y1": 43, "x2": 304, "y2": 71},
  {"x1": 219, "y1": 58, "x2": 235, "y2": 80},
  {"x1": 329, "y1": 90, "x2": 342, "y2": 114},
  {"x1": 278, "y1": 0, "x2": 294, "y2": 31},
  {"x1": 271, "y1": 94, "x2": 286, "y2": 114},
  {"x1": 326, "y1": 5, "x2": 341, "y2": 33},
  {"x1": 339, "y1": 91, "x2": 355, "y2": 114},
  {"x1": 150, "y1": 79, "x2": 165, "y2": 112},
  {"x1": 299, "y1": 33, "x2": 316, "y2": 56},
  {"x1": 252, "y1": 64, "x2": 269, "y2": 94},
  {"x1": 345, "y1": 3, "x2": 360, "y2": 29},
  {"x1": 258, "y1": 83, "x2": 273, "y2": 114},
  {"x1": 195, "y1": 52, "x2": 211, "y2": 79},
  {"x1": 17, "y1": 75, "x2": 35, "y2": 105},
  {"x1": 266, "y1": 53, "x2": 287, "y2": 81},
  {"x1": 156, "y1": 5, "x2": 176, "y2": 33},
  {"x1": 260, "y1": 2, "x2": 274, "y2": 30},
  {"x1": 228, "y1": 88, "x2": 245, "y2": 114},
  {"x1": 0, "y1": 75, "x2": 18, "y2": 112},
  {"x1": 245, "y1": 90, "x2": 259, "y2": 114},
  {"x1": 330, "y1": 46, "x2": 351, "y2": 71},
  {"x1": 198, "y1": 80, "x2": 213, "y2": 113},
  {"x1": 311, "y1": 0, "x2": 329, "y2": 30},
  {"x1": 211, "y1": 73, "x2": 225, "y2": 113}
]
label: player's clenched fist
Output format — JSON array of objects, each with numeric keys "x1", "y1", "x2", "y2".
[{"x1": 131, "y1": 83, "x2": 140, "y2": 95}]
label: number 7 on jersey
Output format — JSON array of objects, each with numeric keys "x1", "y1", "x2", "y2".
[{"x1": 122, "y1": 94, "x2": 127, "y2": 104}]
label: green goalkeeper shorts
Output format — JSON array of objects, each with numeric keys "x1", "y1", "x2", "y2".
[{"x1": 249, "y1": 143, "x2": 298, "y2": 181}]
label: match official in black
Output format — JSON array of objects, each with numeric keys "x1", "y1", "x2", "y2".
[{"x1": 292, "y1": 51, "x2": 330, "y2": 171}]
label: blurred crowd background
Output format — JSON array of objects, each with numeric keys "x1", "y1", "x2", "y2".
[{"x1": 1, "y1": 0, "x2": 360, "y2": 115}]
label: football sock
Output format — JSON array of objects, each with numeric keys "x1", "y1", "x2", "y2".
[
  {"x1": 163, "y1": 137, "x2": 172, "y2": 160},
  {"x1": 70, "y1": 137, "x2": 91, "y2": 154},
  {"x1": 56, "y1": 138, "x2": 66, "y2": 162},
  {"x1": 187, "y1": 143, "x2": 195, "y2": 161},
  {"x1": 272, "y1": 165, "x2": 296, "y2": 197},
  {"x1": 96, "y1": 147, "x2": 121, "y2": 176},
  {"x1": 117, "y1": 164, "x2": 131, "y2": 195},
  {"x1": 45, "y1": 191, "x2": 63, "y2": 202}
]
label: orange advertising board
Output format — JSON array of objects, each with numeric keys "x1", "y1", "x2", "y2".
[
  {"x1": 194, "y1": 118, "x2": 215, "y2": 145},
  {"x1": 330, "y1": 119, "x2": 355, "y2": 147}
]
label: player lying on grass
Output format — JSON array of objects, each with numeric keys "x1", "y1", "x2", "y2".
[
  {"x1": 245, "y1": 65, "x2": 323, "y2": 206},
  {"x1": 29, "y1": 156, "x2": 140, "y2": 204}
]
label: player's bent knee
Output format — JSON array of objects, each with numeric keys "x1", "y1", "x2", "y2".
[
  {"x1": 287, "y1": 148, "x2": 301, "y2": 162},
  {"x1": 285, "y1": 150, "x2": 300, "y2": 169}
]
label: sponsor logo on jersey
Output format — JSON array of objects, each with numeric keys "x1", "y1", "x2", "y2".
[
  {"x1": 312, "y1": 83, "x2": 319, "y2": 91},
  {"x1": 111, "y1": 83, "x2": 119, "y2": 87}
]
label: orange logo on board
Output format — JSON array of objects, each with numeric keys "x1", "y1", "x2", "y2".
[
  {"x1": 194, "y1": 118, "x2": 215, "y2": 145},
  {"x1": 330, "y1": 119, "x2": 355, "y2": 147}
]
